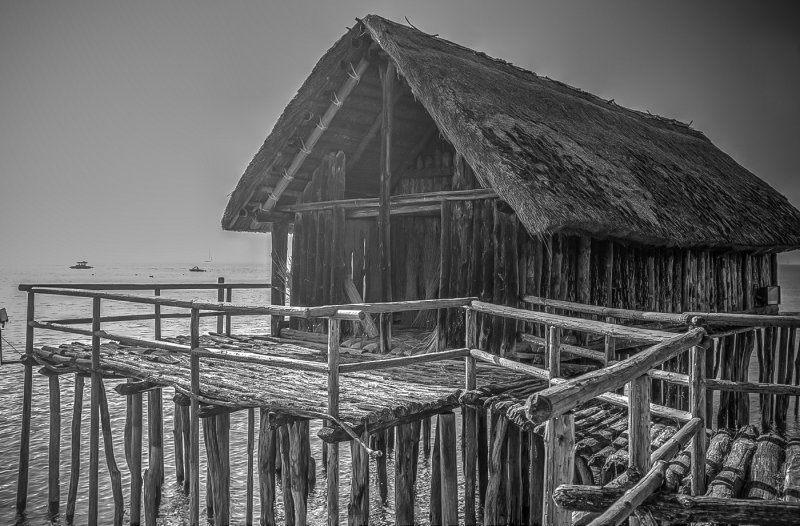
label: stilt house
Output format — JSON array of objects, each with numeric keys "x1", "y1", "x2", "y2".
[{"x1": 222, "y1": 15, "x2": 800, "y2": 354}]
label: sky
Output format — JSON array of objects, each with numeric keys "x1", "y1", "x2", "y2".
[{"x1": 1, "y1": 1, "x2": 799, "y2": 266}]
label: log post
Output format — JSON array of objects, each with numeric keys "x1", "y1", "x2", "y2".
[
  {"x1": 377, "y1": 61, "x2": 394, "y2": 351},
  {"x1": 348, "y1": 430, "x2": 370, "y2": 526},
  {"x1": 542, "y1": 326, "x2": 575, "y2": 526},
  {"x1": 99, "y1": 379, "x2": 125, "y2": 526},
  {"x1": 439, "y1": 412, "x2": 459, "y2": 525},
  {"x1": 47, "y1": 375, "x2": 61, "y2": 517},
  {"x1": 628, "y1": 373, "x2": 651, "y2": 526},
  {"x1": 89, "y1": 296, "x2": 101, "y2": 526},
  {"x1": 66, "y1": 374, "x2": 84, "y2": 524},
  {"x1": 258, "y1": 409, "x2": 277, "y2": 526},
  {"x1": 327, "y1": 318, "x2": 341, "y2": 526},
  {"x1": 395, "y1": 422, "x2": 418, "y2": 525},
  {"x1": 438, "y1": 200, "x2": 452, "y2": 353},
  {"x1": 430, "y1": 422, "x2": 442, "y2": 526},
  {"x1": 190, "y1": 308, "x2": 201, "y2": 526},
  {"x1": 144, "y1": 388, "x2": 164, "y2": 523},
  {"x1": 271, "y1": 222, "x2": 289, "y2": 337},
  {"x1": 246, "y1": 408, "x2": 255, "y2": 526},
  {"x1": 128, "y1": 388, "x2": 143, "y2": 525},
  {"x1": 464, "y1": 308, "x2": 478, "y2": 525},
  {"x1": 154, "y1": 288, "x2": 161, "y2": 340},
  {"x1": 173, "y1": 397, "x2": 184, "y2": 487},
  {"x1": 485, "y1": 415, "x2": 508, "y2": 525},
  {"x1": 605, "y1": 316, "x2": 616, "y2": 366},
  {"x1": 16, "y1": 291, "x2": 34, "y2": 514},
  {"x1": 374, "y1": 430, "x2": 388, "y2": 505},
  {"x1": 289, "y1": 421, "x2": 307, "y2": 526},
  {"x1": 279, "y1": 425, "x2": 295, "y2": 526},
  {"x1": 689, "y1": 344, "x2": 707, "y2": 495},
  {"x1": 217, "y1": 277, "x2": 225, "y2": 334}
]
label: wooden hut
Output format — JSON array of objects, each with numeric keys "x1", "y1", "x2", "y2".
[{"x1": 222, "y1": 15, "x2": 800, "y2": 357}]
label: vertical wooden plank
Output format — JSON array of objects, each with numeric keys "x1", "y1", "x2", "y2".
[
  {"x1": 327, "y1": 318, "x2": 340, "y2": 526},
  {"x1": 66, "y1": 374, "x2": 84, "y2": 524},
  {"x1": 190, "y1": 308, "x2": 201, "y2": 526},
  {"x1": 47, "y1": 375, "x2": 61, "y2": 517},
  {"x1": 258, "y1": 409, "x2": 277, "y2": 526},
  {"x1": 542, "y1": 327, "x2": 574, "y2": 526},
  {"x1": 689, "y1": 344, "x2": 707, "y2": 495},
  {"x1": 395, "y1": 423, "x2": 418, "y2": 526},
  {"x1": 439, "y1": 412, "x2": 459, "y2": 525},
  {"x1": 89, "y1": 296, "x2": 101, "y2": 526},
  {"x1": 464, "y1": 308, "x2": 478, "y2": 525},
  {"x1": 217, "y1": 277, "x2": 225, "y2": 333}
]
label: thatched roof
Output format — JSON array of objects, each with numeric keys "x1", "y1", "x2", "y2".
[{"x1": 222, "y1": 15, "x2": 800, "y2": 251}]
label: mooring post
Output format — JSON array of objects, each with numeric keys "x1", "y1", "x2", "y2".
[
  {"x1": 217, "y1": 277, "x2": 225, "y2": 334},
  {"x1": 190, "y1": 308, "x2": 201, "y2": 526},
  {"x1": 689, "y1": 344, "x2": 707, "y2": 495},
  {"x1": 88, "y1": 296, "x2": 101, "y2": 526},
  {"x1": 327, "y1": 317, "x2": 340, "y2": 525},
  {"x1": 16, "y1": 291, "x2": 34, "y2": 514},
  {"x1": 464, "y1": 307, "x2": 478, "y2": 525},
  {"x1": 542, "y1": 326, "x2": 574, "y2": 526},
  {"x1": 66, "y1": 374, "x2": 84, "y2": 524},
  {"x1": 48, "y1": 374, "x2": 61, "y2": 517}
]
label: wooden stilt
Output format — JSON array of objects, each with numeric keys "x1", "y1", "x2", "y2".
[
  {"x1": 173, "y1": 399, "x2": 184, "y2": 486},
  {"x1": 485, "y1": 415, "x2": 508, "y2": 526},
  {"x1": 477, "y1": 409, "x2": 488, "y2": 521},
  {"x1": 439, "y1": 412, "x2": 459, "y2": 526},
  {"x1": 689, "y1": 344, "x2": 707, "y2": 495},
  {"x1": 279, "y1": 425, "x2": 296, "y2": 526},
  {"x1": 246, "y1": 408, "x2": 255, "y2": 526},
  {"x1": 507, "y1": 424, "x2": 523, "y2": 525},
  {"x1": 327, "y1": 318, "x2": 340, "y2": 526},
  {"x1": 190, "y1": 308, "x2": 201, "y2": 526},
  {"x1": 430, "y1": 421, "x2": 442, "y2": 526},
  {"x1": 395, "y1": 422, "x2": 418, "y2": 525},
  {"x1": 66, "y1": 374, "x2": 84, "y2": 524},
  {"x1": 348, "y1": 430, "x2": 370, "y2": 526},
  {"x1": 422, "y1": 417, "x2": 432, "y2": 459},
  {"x1": 89, "y1": 296, "x2": 101, "y2": 526},
  {"x1": 374, "y1": 430, "x2": 388, "y2": 505},
  {"x1": 180, "y1": 401, "x2": 191, "y2": 495},
  {"x1": 258, "y1": 409, "x2": 277, "y2": 526},
  {"x1": 144, "y1": 388, "x2": 164, "y2": 523},
  {"x1": 48, "y1": 375, "x2": 61, "y2": 517},
  {"x1": 464, "y1": 307, "x2": 478, "y2": 525},
  {"x1": 628, "y1": 374, "x2": 651, "y2": 526},
  {"x1": 99, "y1": 378, "x2": 125, "y2": 526},
  {"x1": 529, "y1": 431, "x2": 545, "y2": 526},
  {"x1": 289, "y1": 420, "x2": 308, "y2": 526},
  {"x1": 128, "y1": 389, "x2": 143, "y2": 525}
]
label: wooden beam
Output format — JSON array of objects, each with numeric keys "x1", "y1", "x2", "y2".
[{"x1": 277, "y1": 188, "x2": 497, "y2": 214}]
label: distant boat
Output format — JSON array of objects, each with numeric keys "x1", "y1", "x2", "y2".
[
  {"x1": 189, "y1": 266, "x2": 206, "y2": 272},
  {"x1": 70, "y1": 261, "x2": 93, "y2": 270}
]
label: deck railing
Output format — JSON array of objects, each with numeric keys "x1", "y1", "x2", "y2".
[{"x1": 15, "y1": 282, "x2": 800, "y2": 525}]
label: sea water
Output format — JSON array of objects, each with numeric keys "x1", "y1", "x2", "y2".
[{"x1": 0, "y1": 263, "x2": 798, "y2": 525}]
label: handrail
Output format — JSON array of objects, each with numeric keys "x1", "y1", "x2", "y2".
[
  {"x1": 19, "y1": 282, "x2": 271, "y2": 291},
  {"x1": 522, "y1": 295, "x2": 685, "y2": 324}
]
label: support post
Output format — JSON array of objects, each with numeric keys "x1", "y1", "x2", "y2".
[
  {"x1": 129, "y1": 388, "x2": 143, "y2": 525},
  {"x1": 395, "y1": 423, "x2": 418, "y2": 526},
  {"x1": 628, "y1": 374, "x2": 652, "y2": 526},
  {"x1": 48, "y1": 375, "x2": 61, "y2": 517},
  {"x1": 246, "y1": 408, "x2": 255, "y2": 525},
  {"x1": 258, "y1": 409, "x2": 277, "y2": 526},
  {"x1": 439, "y1": 412, "x2": 459, "y2": 525},
  {"x1": 271, "y1": 222, "x2": 289, "y2": 337},
  {"x1": 327, "y1": 318, "x2": 341, "y2": 526},
  {"x1": 66, "y1": 374, "x2": 84, "y2": 524},
  {"x1": 190, "y1": 308, "x2": 201, "y2": 526},
  {"x1": 89, "y1": 296, "x2": 101, "y2": 526},
  {"x1": 154, "y1": 288, "x2": 161, "y2": 340},
  {"x1": 348, "y1": 429, "x2": 370, "y2": 526},
  {"x1": 217, "y1": 277, "x2": 225, "y2": 334},
  {"x1": 377, "y1": 60, "x2": 394, "y2": 351},
  {"x1": 16, "y1": 291, "x2": 34, "y2": 514},
  {"x1": 605, "y1": 316, "x2": 616, "y2": 366},
  {"x1": 542, "y1": 326, "x2": 574, "y2": 526},
  {"x1": 689, "y1": 344, "x2": 707, "y2": 495},
  {"x1": 464, "y1": 308, "x2": 478, "y2": 525}
]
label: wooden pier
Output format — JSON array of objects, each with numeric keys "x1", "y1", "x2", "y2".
[{"x1": 9, "y1": 281, "x2": 800, "y2": 525}]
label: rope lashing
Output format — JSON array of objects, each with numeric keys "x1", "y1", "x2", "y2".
[
  {"x1": 347, "y1": 62, "x2": 361, "y2": 82},
  {"x1": 316, "y1": 117, "x2": 327, "y2": 132},
  {"x1": 331, "y1": 92, "x2": 343, "y2": 107},
  {"x1": 299, "y1": 139, "x2": 312, "y2": 155}
]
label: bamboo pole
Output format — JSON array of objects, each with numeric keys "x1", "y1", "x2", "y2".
[
  {"x1": 190, "y1": 308, "x2": 200, "y2": 526},
  {"x1": 66, "y1": 374, "x2": 84, "y2": 523},
  {"x1": 88, "y1": 296, "x2": 101, "y2": 525},
  {"x1": 47, "y1": 374, "x2": 61, "y2": 517},
  {"x1": 327, "y1": 318, "x2": 340, "y2": 526},
  {"x1": 16, "y1": 291, "x2": 34, "y2": 514}
]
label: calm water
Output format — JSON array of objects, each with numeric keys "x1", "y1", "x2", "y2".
[{"x1": 0, "y1": 263, "x2": 799, "y2": 524}]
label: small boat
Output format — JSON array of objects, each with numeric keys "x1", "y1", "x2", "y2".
[
  {"x1": 70, "y1": 261, "x2": 93, "y2": 270},
  {"x1": 189, "y1": 266, "x2": 206, "y2": 272}
]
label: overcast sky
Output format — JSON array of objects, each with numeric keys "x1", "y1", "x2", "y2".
[{"x1": 1, "y1": 1, "x2": 798, "y2": 266}]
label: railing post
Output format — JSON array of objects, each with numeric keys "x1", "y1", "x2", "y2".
[
  {"x1": 16, "y1": 291, "x2": 34, "y2": 514},
  {"x1": 225, "y1": 286, "x2": 232, "y2": 336},
  {"x1": 464, "y1": 307, "x2": 478, "y2": 525},
  {"x1": 154, "y1": 288, "x2": 162, "y2": 340},
  {"x1": 217, "y1": 277, "x2": 225, "y2": 334},
  {"x1": 88, "y1": 296, "x2": 101, "y2": 526},
  {"x1": 604, "y1": 316, "x2": 616, "y2": 365},
  {"x1": 190, "y1": 308, "x2": 201, "y2": 526},
  {"x1": 327, "y1": 318, "x2": 340, "y2": 526},
  {"x1": 689, "y1": 344, "x2": 707, "y2": 495},
  {"x1": 628, "y1": 372, "x2": 651, "y2": 526},
  {"x1": 542, "y1": 326, "x2": 574, "y2": 526}
]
